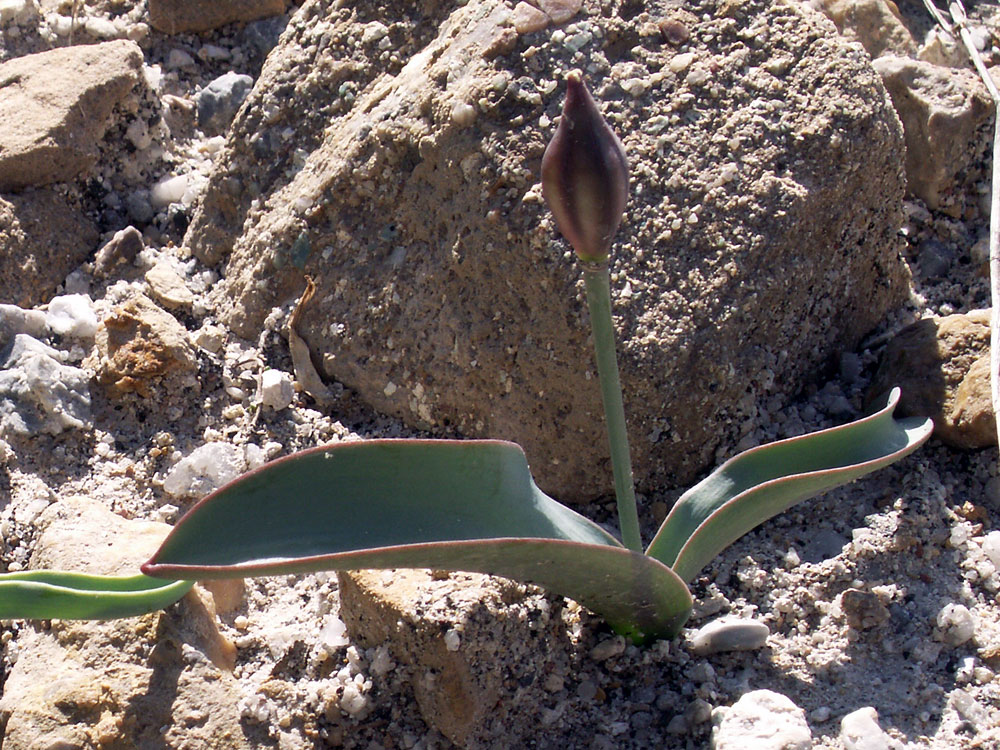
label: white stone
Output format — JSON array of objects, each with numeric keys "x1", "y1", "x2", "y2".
[
  {"x1": 150, "y1": 174, "x2": 189, "y2": 208},
  {"x1": 936, "y1": 603, "x2": 976, "y2": 646},
  {"x1": 0, "y1": 0, "x2": 34, "y2": 26},
  {"x1": 711, "y1": 690, "x2": 811, "y2": 750},
  {"x1": 163, "y1": 442, "x2": 246, "y2": 499},
  {"x1": 692, "y1": 617, "x2": 770, "y2": 655},
  {"x1": 840, "y1": 707, "x2": 892, "y2": 750},
  {"x1": 320, "y1": 616, "x2": 350, "y2": 652},
  {"x1": 84, "y1": 16, "x2": 118, "y2": 39},
  {"x1": 261, "y1": 369, "x2": 294, "y2": 410},
  {"x1": 982, "y1": 531, "x2": 1000, "y2": 569},
  {"x1": 46, "y1": 294, "x2": 98, "y2": 338}
]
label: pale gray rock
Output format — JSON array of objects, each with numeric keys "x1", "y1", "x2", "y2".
[
  {"x1": 0, "y1": 40, "x2": 144, "y2": 191},
  {"x1": 873, "y1": 56, "x2": 992, "y2": 211},
  {"x1": 196, "y1": 72, "x2": 255, "y2": 136},
  {"x1": 711, "y1": 690, "x2": 812, "y2": 750},
  {"x1": 0, "y1": 304, "x2": 46, "y2": 349},
  {"x1": 691, "y1": 616, "x2": 770, "y2": 655},
  {"x1": 0, "y1": 334, "x2": 91, "y2": 436},
  {"x1": 163, "y1": 442, "x2": 246, "y2": 498},
  {"x1": 185, "y1": 0, "x2": 909, "y2": 502},
  {"x1": 148, "y1": 0, "x2": 288, "y2": 34}
]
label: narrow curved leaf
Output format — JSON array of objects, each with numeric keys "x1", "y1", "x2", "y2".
[
  {"x1": 143, "y1": 439, "x2": 693, "y2": 641},
  {"x1": 646, "y1": 388, "x2": 934, "y2": 581},
  {"x1": 0, "y1": 571, "x2": 193, "y2": 620}
]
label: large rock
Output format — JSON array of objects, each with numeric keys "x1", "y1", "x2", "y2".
[
  {"x1": 0, "y1": 498, "x2": 251, "y2": 749},
  {"x1": 186, "y1": 0, "x2": 909, "y2": 501},
  {"x1": 0, "y1": 40, "x2": 144, "y2": 191},
  {"x1": 148, "y1": 0, "x2": 288, "y2": 34},
  {"x1": 0, "y1": 188, "x2": 99, "y2": 307}
]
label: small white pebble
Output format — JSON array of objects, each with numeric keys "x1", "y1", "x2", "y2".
[
  {"x1": 261, "y1": 369, "x2": 294, "y2": 410},
  {"x1": 451, "y1": 102, "x2": 477, "y2": 127},
  {"x1": 444, "y1": 628, "x2": 461, "y2": 652}
]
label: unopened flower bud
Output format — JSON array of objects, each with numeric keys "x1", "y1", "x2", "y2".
[{"x1": 541, "y1": 71, "x2": 629, "y2": 265}]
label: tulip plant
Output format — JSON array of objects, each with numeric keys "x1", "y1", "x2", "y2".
[{"x1": 0, "y1": 73, "x2": 931, "y2": 643}]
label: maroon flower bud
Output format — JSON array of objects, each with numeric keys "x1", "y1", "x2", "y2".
[{"x1": 541, "y1": 71, "x2": 629, "y2": 265}]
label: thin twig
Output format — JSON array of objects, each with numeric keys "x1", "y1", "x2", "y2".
[{"x1": 925, "y1": 1, "x2": 1000, "y2": 449}]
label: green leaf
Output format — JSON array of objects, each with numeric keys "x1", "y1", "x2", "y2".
[
  {"x1": 645, "y1": 388, "x2": 934, "y2": 581},
  {"x1": 143, "y1": 439, "x2": 693, "y2": 641},
  {"x1": 0, "y1": 571, "x2": 193, "y2": 620}
]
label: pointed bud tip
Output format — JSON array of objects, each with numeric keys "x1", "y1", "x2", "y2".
[{"x1": 541, "y1": 72, "x2": 629, "y2": 266}]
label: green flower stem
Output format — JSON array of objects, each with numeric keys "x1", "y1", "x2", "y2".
[{"x1": 583, "y1": 265, "x2": 641, "y2": 552}]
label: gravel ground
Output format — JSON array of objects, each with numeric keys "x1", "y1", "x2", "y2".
[{"x1": 2, "y1": 1, "x2": 1000, "y2": 748}]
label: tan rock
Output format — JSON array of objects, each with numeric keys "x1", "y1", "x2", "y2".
[
  {"x1": 0, "y1": 40, "x2": 144, "y2": 191},
  {"x1": 0, "y1": 497, "x2": 249, "y2": 749},
  {"x1": 812, "y1": 0, "x2": 917, "y2": 58},
  {"x1": 91, "y1": 293, "x2": 198, "y2": 395},
  {"x1": 0, "y1": 188, "x2": 99, "y2": 308},
  {"x1": 145, "y1": 259, "x2": 195, "y2": 309},
  {"x1": 873, "y1": 56, "x2": 992, "y2": 211},
  {"x1": 951, "y1": 355, "x2": 995, "y2": 449},
  {"x1": 512, "y1": 2, "x2": 549, "y2": 33},
  {"x1": 534, "y1": 0, "x2": 582, "y2": 25},
  {"x1": 869, "y1": 310, "x2": 995, "y2": 449},
  {"x1": 94, "y1": 225, "x2": 145, "y2": 278},
  {"x1": 339, "y1": 569, "x2": 558, "y2": 747},
  {"x1": 148, "y1": 0, "x2": 287, "y2": 34}
]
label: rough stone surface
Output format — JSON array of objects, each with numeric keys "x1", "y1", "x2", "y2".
[
  {"x1": 711, "y1": 689, "x2": 812, "y2": 750},
  {"x1": 0, "y1": 188, "x2": 99, "y2": 308},
  {"x1": 839, "y1": 587, "x2": 891, "y2": 630},
  {"x1": 0, "y1": 40, "x2": 144, "y2": 191},
  {"x1": 0, "y1": 334, "x2": 91, "y2": 436},
  {"x1": 869, "y1": 309, "x2": 995, "y2": 449},
  {"x1": 873, "y1": 55, "x2": 992, "y2": 211},
  {"x1": 89, "y1": 292, "x2": 199, "y2": 395},
  {"x1": 148, "y1": 0, "x2": 288, "y2": 34},
  {"x1": 0, "y1": 497, "x2": 250, "y2": 750},
  {"x1": 339, "y1": 568, "x2": 559, "y2": 746},
  {"x1": 185, "y1": 0, "x2": 909, "y2": 501},
  {"x1": 811, "y1": 0, "x2": 917, "y2": 59}
]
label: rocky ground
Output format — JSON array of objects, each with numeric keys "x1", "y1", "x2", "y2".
[{"x1": 1, "y1": 0, "x2": 1000, "y2": 748}]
